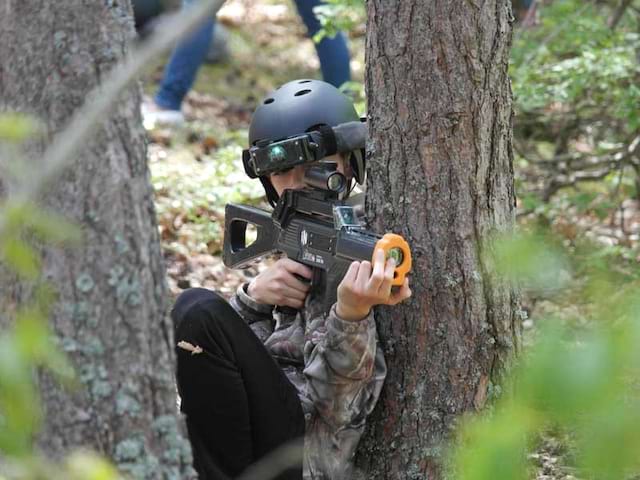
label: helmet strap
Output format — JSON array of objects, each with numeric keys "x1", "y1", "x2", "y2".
[{"x1": 259, "y1": 177, "x2": 280, "y2": 207}]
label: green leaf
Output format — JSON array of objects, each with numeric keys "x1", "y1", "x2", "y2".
[
  {"x1": 2, "y1": 238, "x2": 40, "y2": 279},
  {"x1": 0, "y1": 113, "x2": 41, "y2": 142},
  {"x1": 454, "y1": 404, "x2": 535, "y2": 480},
  {"x1": 3, "y1": 201, "x2": 83, "y2": 244},
  {"x1": 0, "y1": 337, "x2": 42, "y2": 456},
  {"x1": 14, "y1": 308, "x2": 76, "y2": 387},
  {"x1": 491, "y1": 230, "x2": 569, "y2": 292},
  {"x1": 65, "y1": 451, "x2": 120, "y2": 480}
]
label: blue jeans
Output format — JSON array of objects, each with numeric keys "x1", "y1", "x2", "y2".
[{"x1": 155, "y1": 0, "x2": 351, "y2": 111}]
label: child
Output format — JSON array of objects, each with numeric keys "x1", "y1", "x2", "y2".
[{"x1": 173, "y1": 79, "x2": 411, "y2": 479}]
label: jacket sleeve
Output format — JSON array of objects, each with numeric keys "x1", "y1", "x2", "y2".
[
  {"x1": 229, "y1": 283, "x2": 275, "y2": 343},
  {"x1": 302, "y1": 305, "x2": 387, "y2": 478}
]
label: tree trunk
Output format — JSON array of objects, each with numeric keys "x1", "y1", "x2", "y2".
[
  {"x1": 357, "y1": 1, "x2": 520, "y2": 478},
  {"x1": 0, "y1": 2, "x2": 193, "y2": 477}
]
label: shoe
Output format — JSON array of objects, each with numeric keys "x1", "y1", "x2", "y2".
[{"x1": 141, "y1": 99, "x2": 185, "y2": 129}]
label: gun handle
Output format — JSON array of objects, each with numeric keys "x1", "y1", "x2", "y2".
[
  {"x1": 223, "y1": 203, "x2": 278, "y2": 268},
  {"x1": 375, "y1": 234, "x2": 412, "y2": 286}
]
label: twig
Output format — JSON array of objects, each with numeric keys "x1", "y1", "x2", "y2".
[
  {"x1": 608, "y1": 0, "x2": 634, "y2": 31},
  {"x1": 521, "y1": 0, "x2": 537, "y2": 29},
  {"x1": 543, "y1": 166, "x2": 617, "y2": 201},
  {"x1": 0, "y1": 0, "x2": 225, "y2": 234}
]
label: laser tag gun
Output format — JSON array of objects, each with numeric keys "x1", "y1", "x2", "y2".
[{"x1": 222, "y1": 121, "x2": 412, "y2": 313}]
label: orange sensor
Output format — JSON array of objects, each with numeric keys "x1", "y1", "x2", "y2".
[{"x1": 374, "y1": 233, "x2": 412, "y2": 286}]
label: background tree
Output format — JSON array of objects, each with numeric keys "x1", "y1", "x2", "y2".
[
  {"x1": 0, "y1": 2, "x2": 193, "y2": 476},
  {"x1": 356, "y1": 1, "x2": 520, "y2": 478}
]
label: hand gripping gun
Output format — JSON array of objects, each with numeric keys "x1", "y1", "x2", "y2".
[{"x1": 222, "y1": 122, "x2": 412, "y2": 313}]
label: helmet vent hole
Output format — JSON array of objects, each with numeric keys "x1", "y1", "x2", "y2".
[
  {"x1": 264, "y1": 98, "x2": 275, "y2": 104},
  {"x1": 299, "y1": 80, "x2": 312, "y2": 84},
  {"x1": 294, "y1": 89, "x2": 312, "y2": 97}
]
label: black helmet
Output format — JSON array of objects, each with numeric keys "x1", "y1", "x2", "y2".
[{"x1": 248, "y1": 79, "x2": 364, "y2": 205}]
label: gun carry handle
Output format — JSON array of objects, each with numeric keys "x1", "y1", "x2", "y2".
[
  {"x1": 375, "y1": 234, "x2": 412, "y2": 286},
  {"x1": 223, "y1": 203, "x2": 278, "y2": 269}
]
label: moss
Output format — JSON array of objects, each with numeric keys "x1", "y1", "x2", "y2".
[
  {"x1": 75, "y1": 273, "x2": 95, "y2": 293},
  {"x1": 91, "y1": 380, "x2": 112, "y2": 398},
  {"x1": 73, "y1": 302, "x2": 89, "y2": 323},
  {"x1": 406, "y1": 462, "x2": 427, "y2": 479},
  {"x1": 82, "y1": 336, "x2": 105, "y2": 356},
  {"x1": 60, "y1": 337, "x2": 79, "y2": 352},
  {"x1": 114, "y1": 275, "x2": 142, "y2": 307},
  {"x1": 443, "y1": 273, "x2": 460, "y2": 288},
  {"x1": 127, "y1": 290, "x2": 142, "y2": 307},
  {"x1": 152, "y1": 415, "x2": 176, "y2": 436},
  {"x1": 86, "y1": 210, "x2": 100, "y2": 223},
  {"x1": 79, "y1": 364, "x2": 96, "y2": 383},
  {"x1": 153, "y1": 415, "x2": 193, "y2": 465},
  {"x1": 515, "y1": 305, "x2": 529, "y2": 321},
  {"x1": 53, "y1": 31, "x2": 67, "y2": 45},
  {"x1": 108, "y1": 265, "x2": 125, "y2": 286},
  {"x1": 116, "y1": 438, "x2": 161, "y2": 479},
  {"x1": 69, "y1": 301, "x2": 95, "y2": 327},
  {"x1": 115, "y1": 437, "x2": 144, "y2": 462},
  {"x1": 115, "y1": 392, "x2": 142, "y2": 416},
  {"x1": 114, "y1": 234, "x2": 130, "y2": 255},
  {"x1": 486, "y1": 381, "x2": 503, "y2": 401},
  {"x1": 78, "y1": 363, "x2": 111, "y2": 398},
  {"x1": 422, "y1": 445, "x2": 444, "y2": 459}
]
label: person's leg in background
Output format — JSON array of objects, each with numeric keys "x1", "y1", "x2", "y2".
[
  {"x1": 293, "y1": 0, "x2": 351, "y2": 88},
  {"x1": 154, "y1": 16, "x2": 214, "y2": 111},
  {"x1": 144, "y1": 0, "x2": 214, "y2": 124},
  {"x1": 173, "y1": 288, "x2": 305, "y2": 480}
]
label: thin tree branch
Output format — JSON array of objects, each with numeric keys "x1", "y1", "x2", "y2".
[
  {"x1": 2, "y1": 0, "x2": 225, "y2": 219},
  {"x1": 608, "y1": 0, "x2": 634, "y2": 30}
]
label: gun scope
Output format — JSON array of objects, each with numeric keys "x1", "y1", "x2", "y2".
[{"x1": 304, "y1": 164, "x2": 346, "y2": 193}]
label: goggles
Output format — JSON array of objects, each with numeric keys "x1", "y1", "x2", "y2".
[{"x1": 242, "y1": 121, "x2": 366, "y2": 179}]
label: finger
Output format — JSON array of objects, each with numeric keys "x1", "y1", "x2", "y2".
[
  {"x1": 281, "y1": 274, "x2": 312, "y2": 294},
  {"x1": 278, "y1": 284, "x2": 308, "y2": 301},
  {"x1": 282, "y1": 296, "x2": 305, "y2": 309},
  {"x1": 378, "y1": 256, "x2": 396, "y2": 297},
  {"x1": 355, "y1": 260, "x2": 372, "y2": 289},
  {"x1": 388, "y1": 278, "x2": 412, "y2": 305},
  {"x1": 282, "y1": 259, "x2": 313, "y2": 280},
  {"x1": 340, "y1": 261, "x2": 360, "y2": 288},
  {"x1": 368, "y1": 249, "x2": 386, "y2": 291}
]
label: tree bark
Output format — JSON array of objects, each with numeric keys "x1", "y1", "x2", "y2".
[
  {"x1": 0, "y1": 1, "x2": 193, "y2": 477},
  {"x1": 357, "y1": 1, "x2": 520, "y2": 478}
]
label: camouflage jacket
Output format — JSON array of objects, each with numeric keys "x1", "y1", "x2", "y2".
[{"x1": 229, "y1": 282, "x2": 387, "y2": 479}]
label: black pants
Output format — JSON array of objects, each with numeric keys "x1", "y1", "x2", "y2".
[{"x1": 172, "y1": 288, "x2": 305, "y2": 480}]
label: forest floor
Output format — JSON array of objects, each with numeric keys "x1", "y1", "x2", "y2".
[{"x1": 141, "y1": 1, "x2": 640, "y2": 479}]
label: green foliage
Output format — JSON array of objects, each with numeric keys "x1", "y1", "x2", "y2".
[
  {"x1": 312, "y1": 0, "x2": 365, "y2": 43},
  {"x1": 512, "y1": 0, "x2": 640, "y2": 129},
  {"x1": 512, "y1": 0, "x2": 640, "y2": 229},
  {"x1": 339, "y1": 80, "x2": 367, "y2": 117},
  {"x1": 151, "y1": 140, "x2": 264, "y2": 255},
  {"x1": 0, "y1": 114, "x2": 41, "y2": 143},
  {"x1": 451, "y1": 228, "x2": 640, "y2": 480}
]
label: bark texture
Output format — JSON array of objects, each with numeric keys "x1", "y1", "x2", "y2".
[
  {"x1": 0, "y1": 1, "x2": 193, "y2": 477},
  {"x1": 356, "y1": 1, "x2": 520, "y2": 478}
]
